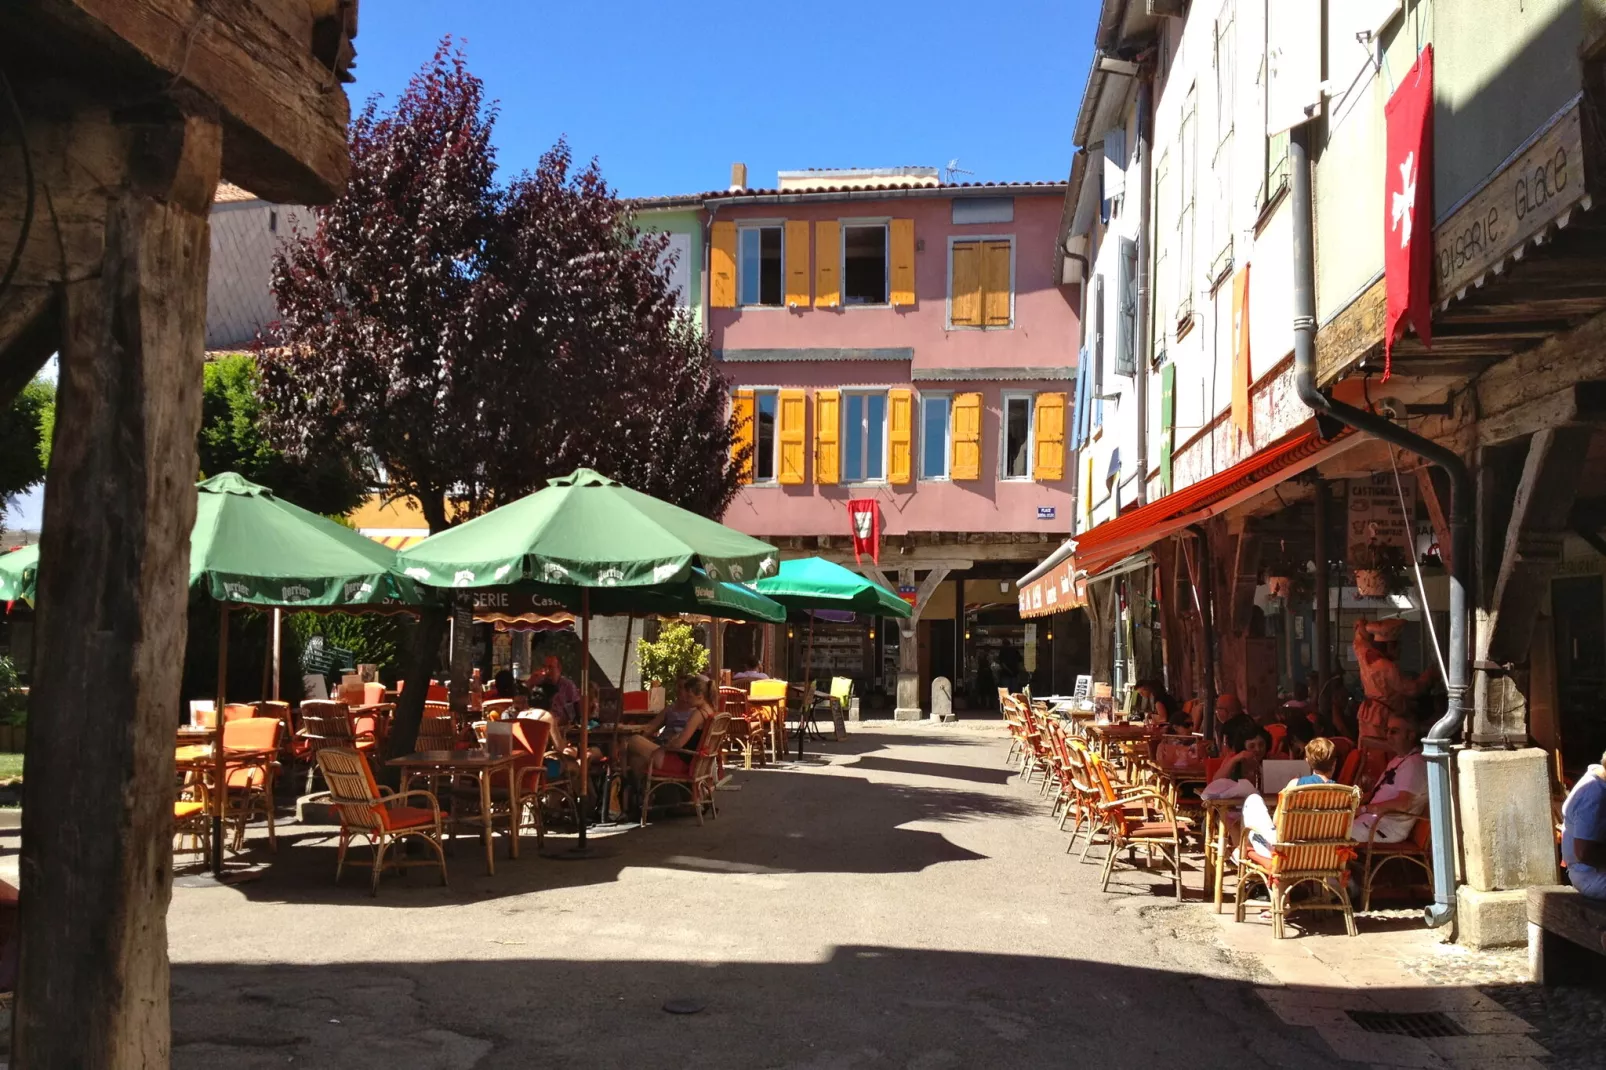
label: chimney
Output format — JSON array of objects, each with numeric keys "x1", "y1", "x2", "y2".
[{"x1": 729, "y1": 162, "x2": 747, "y2": 192}]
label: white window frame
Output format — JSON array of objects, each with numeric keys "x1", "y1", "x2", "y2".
[
  {"x1": 944, "y1": 234, "x2": 1017, "y2": 331},
  {"x1": 737, "y1": 221, "x2": 785, "y2": 308},
  {"x1": 999, "y1": 391, "x2": 1036, "y2": 481},
  {"x1": 749, "y1": 387, "x2": 782, "y2": 485},
  {"x1": 839, "y1": 217, "x2": 891, "y2": 308},
  {"x1": 919, "y1": 391, "x2": 952, "y2": 482},
  {"x1": 840, "y1": 387, "x2": 891, "y2": 485}
]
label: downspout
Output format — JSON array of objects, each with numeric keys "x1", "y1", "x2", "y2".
[
  {"x1": 1133, "y1": 69, "x2": 1154, "y2": 506},
  {"x1": 1288, "y1": 124, "x2": 1470, "y2": 930},
  {"x1": 1111, "y1": 578, "x2": 1127, "y2": 696}
]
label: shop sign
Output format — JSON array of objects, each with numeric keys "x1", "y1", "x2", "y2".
[
  {"x1": 1435, "y1": 99, "x2": 1586, "y2": 301},
  {"x1": 1347, "y1": 473, "x2": 1416, "y2": 559},
  {"x1": 898, "y1": 585, "x2": 918, "y2": 608}
]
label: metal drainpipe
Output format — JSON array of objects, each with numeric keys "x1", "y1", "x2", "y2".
[
  {"x1": 1134, "y1": 72, "x2": 1154, "y2": 506},
  {"x1": 1112, "y1": 578, "x2": 1127, "y2": 697},
  {"x1": 1288, "y1": 124, "x2": 1471, "y2": 929}
]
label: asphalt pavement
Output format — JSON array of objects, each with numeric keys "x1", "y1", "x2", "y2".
[{"x1": 166, "y1": 721, "x2": 1357, "y2": 1069}]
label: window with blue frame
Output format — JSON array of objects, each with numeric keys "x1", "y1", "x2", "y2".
[
  {"x1": 739, "y1": 226, "x2": 783, "y2": 306},
  {"x1": 842, "y1": 391, "x2": 888, "y2": 482},
  {"x1": 921, "y1": 394, "x2": 950, "y2": 479}
]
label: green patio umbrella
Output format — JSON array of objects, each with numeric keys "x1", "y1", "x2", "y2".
[
  {"x1": 400, "y1": 468, "x2": 781, "y2": 847},
  {"x1": 757, "y1": 557, "x2": 912, "y2": 758},
  {"x1": 756, "y1": 557, "x2": 912, "y2": 618},
  {"x1": 0, "y1": 545, "x2": 37, "y2": 604}
]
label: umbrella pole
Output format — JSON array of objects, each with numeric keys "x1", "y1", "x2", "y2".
[
  {"x1": 619, "y1": 616, "x2": 633, "y2": 689},
  {"x1": 270, "y1": 607, "x2": 282, "y2": 702},
  {"x1": 577, "y1": 590, "x2": 591, "y2": 849},
  {"x1": 212, "y1": 604, "x2": 230, "y2": 875},
  {"x1": 800, "y1": 614, "x2": 815, "y2": 760}
]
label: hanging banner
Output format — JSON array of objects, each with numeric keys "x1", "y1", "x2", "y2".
[
  {"x1": 847, "y1": 499, "x2": 881, "y2": 565},
  {"x1": 1384, "y1": 44, "x2": 1435, "y2": 379}
]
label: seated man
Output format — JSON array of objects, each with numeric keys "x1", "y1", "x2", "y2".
[
  {"x1": 731, "y1": 656, "x2": 768, "y2": 684},
  {"x1": 1214, "y1": 694, "x2": 1258, "y2": 753},
  {"x1": 1350, "y1": 713, "x2": 1427, "y2": 843},
  {"x1": 1561, "y1": 751, "x2": 1606, "y2": 900}
]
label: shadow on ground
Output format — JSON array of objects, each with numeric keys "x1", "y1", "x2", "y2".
[{"x1": 171, "y1": 944, "x2": 1356, "y2": 1070}]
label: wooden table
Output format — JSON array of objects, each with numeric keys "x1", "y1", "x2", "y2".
[
  {"x1": 388, "y1": 750, "x2": 520, "y2": 875},
  {"x1": 1202, "y1": 793, "x2": 1284, "y2": 913},
  {"x1": 1083, "y1": 722, "x2": 1156, "y2": 762},
  {"x1": 745, "y1": 695, "x2": 786, "y2": 760}
]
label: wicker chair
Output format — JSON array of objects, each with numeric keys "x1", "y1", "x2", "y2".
[
  {"x1": 1360, "y1": 815, "x2": 1433, "y2": 911},
  {"x1": 173, "y1": 778, "x2": 210, "y2": 858},
  {"x1": 316, "y1": 747, "x2": 448, "y2": 896},
  {"x1": 297, "y1": 700, "x2": 369, "y2": 791},
  {"x1": 1093, "y1": 754, "x2": 1190, "y2": 901},
  {"x1": 642, "y1": 712, "x2": 732, "y2": 827},
  {"x1": 221, "y1": 716, "x2": 282, "y2": 851},
  {"x1": 1234, "y1": 782, "x2": 1363, "y2": 938},
  {"x1": 748, "y1": 679, "x2": 787, "y2": 760},
  {"x1": 718, "y1": 686, "x2": 766, "y2": 768}
]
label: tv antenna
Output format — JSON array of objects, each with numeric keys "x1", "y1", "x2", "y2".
[{"x1": 943, "y1": 158, "x2": 974, "y2": 183}]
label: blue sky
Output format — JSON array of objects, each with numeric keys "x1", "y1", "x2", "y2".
[
  {"x1": 351, "y1": 0, "x2": 1100, "y2": 196},
  {"x1": 3, "y1": 3, "x2": 1104, "y2": 535}
]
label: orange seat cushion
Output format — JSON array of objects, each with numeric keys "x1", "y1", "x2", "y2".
[
  {"x1": 173, "y1": 801, "x2": 205, "y2": 819},
  {"x1": 655, "y1": 752, "x2": 694, "y2": 778},
  {"x1": 226, "y1": 766, "x2": 268, "y2": 789},
  {"x1": 381, "y1": 805, "x2": 437, "y2": 831},
  {"x1": 1128, "y1": 821, "x2": 1182, "y2": 838}
]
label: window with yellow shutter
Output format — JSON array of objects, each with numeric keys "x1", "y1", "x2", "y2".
[
  {"x1": 739, "y1": 225, "x2": 784, "y2": 306},
  {"x1": 843, "y1": 223, "x2": 888, "y2": 305},
  {"x1": 1001, "y1": 392, "x2": 1034, "y2": 479},
  {"x1": 948, "y1": 238, "x2": 1014, "y2": 329},
  {"x1": 950, "y1": 392, "x2": 982, "y2": 480},
  {"x1": 777, "y1": 389, "x2": 807, "y2": 484}
]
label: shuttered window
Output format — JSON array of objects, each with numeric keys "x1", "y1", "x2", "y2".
[
  {"x1": 921, "y1": 394, "x2": 951, "y2": 479},
  {"x1": 814, "y1": 390, "x2": 840, "y2": 485},
  {"x1": 841, "y1": 391, "x2": 888, "y2": 483},
  {"x1": 889, "y1": 218, "x2": 916, "y2": 306},
  {"x1": 814, "y1": 221, "x2": 841, "y2": 307},
  {"x1": 1033, "y1": 392, "x2": 1066, "y2": 482},
  {"x1": 1001, "y1": 393, "x2": 1034, "y2": 479},
  {"x1": 777, "y1": 389, "x2": 807, "y2": 484},
  {"x1": 739, "y1": 225, "x2": 784, "y2": 306},
  {"x1": 785, "y1": 220, "x2": 811, "y2": 307},
  {"x1": 887, "y1": 388, "x2": 913, "y2": 484},
  {"x1": 730, "y1": 388, "x2": 754, "y2": 481},
  {"x1": 950, "y1": 392, "x2": 981, "y2": 480},
  {"x1": 711, "y1": 222, "x2": 738, "y2": 309},
  {"x1": 949, "y1": 239, "x2": 1013, "y2": 328}
]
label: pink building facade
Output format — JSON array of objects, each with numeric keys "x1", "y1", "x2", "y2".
[{"x1": 634, "y1": 172, "x2": 1084, "y2": 715}]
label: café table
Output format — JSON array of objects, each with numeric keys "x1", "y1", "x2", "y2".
[
  {"x1": 745, "y1": 693, "x2": 786, "y2": 761},
  {"x1": 387, "y1": 750, "x2": 519, "y2": 875},
  {"x1": 1202, "y1": 792, "x2": 1278, "y2": 913},
  {"x1": 1083, "y1": 721, "x2": 1156, "y2": 762}
]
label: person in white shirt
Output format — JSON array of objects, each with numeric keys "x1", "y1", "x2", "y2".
[
  {"x1": 1351, "y1": 713, "x2": 1428, "y2": 843},
  {"x1": 731, "y1": 656, "x2": 769, "y2": 684}
]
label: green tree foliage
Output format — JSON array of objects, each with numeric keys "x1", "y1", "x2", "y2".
[
  {"x1": 636, "y1": 620, "x2": 708, "y2": 687},
  {"x1": 0, "y1": 378, "x2": 53, "y2": 530},
  {"x1": 200, "y1": 353, "x2": 369, "y2": 516}
]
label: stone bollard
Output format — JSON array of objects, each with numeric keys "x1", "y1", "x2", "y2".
[{"x1": 931, "y1": 677, "x2": 954, "y2": 722}]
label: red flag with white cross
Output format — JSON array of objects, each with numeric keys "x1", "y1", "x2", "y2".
[
  {"x1": 1384, "y1": 45, "x2": 1435, "y2": 380},
  {"x1": 846, "y1": 499, "x2": 880, "y2": 565}
]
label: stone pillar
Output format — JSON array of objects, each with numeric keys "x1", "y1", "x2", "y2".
[
  {"x1": 865, "y1": 563, "x2": 962, "y2": 721},
  {"x1": 931, "y1": 676, "x2": 954, "y2": 722},
  {"x1": 586, "y1": 617, "x2": 640, "y2": 690},
  {"x1": 1455, "y1": 748, "x2": 1560, "y2": 947}
]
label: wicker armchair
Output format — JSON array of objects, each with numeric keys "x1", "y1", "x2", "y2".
[
  {"x1": 316, "y1": 747, "x2": 448, "y2": 896},
  {"x1": 173, "y1": 778, "x2": 210, "y2": 858},
  {"x1": 641, "y1": 712, "x2": 732, "y2": 827},
  {"x1": 297, "y1": 700, "x2": 369, "y2": 791},
  {"x1": 718, "y1": 686, "x2": 766, "y2": 768},
  {"x1": 1360, "y1": 815, "x2": 1433, "y2": 911},
  {"x1": 1094, "y1": 755, "x2": 1190, "y2": 901},
  {"x1": 1234, "y1": 782, "x2": 1363, "y2": 938},
  {"x1": 221, "y1": 716, "x2": 282, "y2": 852}
]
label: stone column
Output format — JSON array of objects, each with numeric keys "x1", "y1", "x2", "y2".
[{"x1": 867, "y1": 565, "x2": 959, "y2": 721}]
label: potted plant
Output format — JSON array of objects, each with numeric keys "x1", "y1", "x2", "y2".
[
  {"x1": 636, "y1": 620, "x2": 709, "y2": 689},
  {"x1": 1264, "y1": 557, "x2": 1305, "y2": 600},
  {"x1": 1349, "y1": 542, "x2": 1410, "y2": 598}
]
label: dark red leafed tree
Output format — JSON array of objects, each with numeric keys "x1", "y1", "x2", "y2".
[{"x1": 260, "y1": 39, "x2": 744, "y2": 748}]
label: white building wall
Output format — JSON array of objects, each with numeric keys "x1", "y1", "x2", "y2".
[{"x1": 207, "y1": 199, "x2": 310, "y2": 350}]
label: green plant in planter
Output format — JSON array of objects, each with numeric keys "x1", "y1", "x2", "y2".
[{"x1": 636, "y1": 620, "x2": 709, "y2": 687}]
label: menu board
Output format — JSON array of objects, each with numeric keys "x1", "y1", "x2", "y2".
[{"x1": 1347, "y1": 473, "x2": 1417, "y2": 559}]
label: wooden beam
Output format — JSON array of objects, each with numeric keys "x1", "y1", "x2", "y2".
[
  {"x1": 1315, "y1": 277, "x2": 1387, "y2": 387},
  {"x1": 1416, "y1": 466, "x2": 1455, "y2": 575},
  {"x1": 4, "y1": 0, "x2": 354, "y2": 203},
  {"x1": 1482, "y1": 427, "x2": 1593, "y2": 667},
  {"x1": 1477, "y1": 380, "x2": 1606, "y2": 446},
  {"x1": 13, "y1": 109, "x2": 219, "y2": 1069},
  {"x1": 1227, "y1": 532, "x2": 1260, "y2": 636}
]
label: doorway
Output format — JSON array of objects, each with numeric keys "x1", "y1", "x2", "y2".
[{"x1": 1553, "y1": 575, "x2": 1606, "y2": 775}]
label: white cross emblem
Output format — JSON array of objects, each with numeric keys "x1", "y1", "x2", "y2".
[{"x1": 1390, "y1": 152, "x2": 1417, "y2": 249}]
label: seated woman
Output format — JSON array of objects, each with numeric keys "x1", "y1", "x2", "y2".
[
  {"x1": 626, "y1": 675, "x2": 714, "y2": 782},
  {"x1": 1215, "y1": 726, "x2": 1273, "y2": 789},
  {"x1": 1136, "y1": 680, "x2": 1188, "y2": 730},
  {"x1": 1241, "y1": 736, "x2": 1339, "y2": 859}
]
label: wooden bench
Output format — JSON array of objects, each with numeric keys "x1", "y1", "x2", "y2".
[{"x1": 1527, "y1": 884, "x2": 1606, "y2": 986}]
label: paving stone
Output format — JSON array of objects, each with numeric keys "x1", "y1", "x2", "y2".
[
  {"x1": 1442, "y1": 1010, "x2": 1536, "y2": 1035},
  {"x1": 1422, "y1": 1035, "x2": 1548, "y2": 1061},
  {"x1": 1313, "y1": 1027, "x2": 1448, "y2": 1067}
]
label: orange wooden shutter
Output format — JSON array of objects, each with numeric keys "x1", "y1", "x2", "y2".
[
  {"x1": 982, "y1": 240, "x2": 1012, "y2": 326},
  {"x1": 785, "y1": 220, "x2": 811, "y2": 307},
  {"x1": 814, "y1": 389, "x2": 840, "y2": 484},
  {"x1": 950, "y1": 241, "x2": 982, "y2": 326},
  {"x1": 950, "y1": 392, "x2": 981, "y2": 480},
  {"x1": 1033, "y1": 392, "x2": 1066, "y2": 481},
  {"x1": 887, "y1": 388, "x2": 913, "y2": 484},
  {"x1": 730, "y1": 389, "x2": 755, "y2": 482},
  {"x1": 710, "y1": 221, "x2": 737, "y2": 308},
  {"x1": 778, "y1": 389, "x2": 807, "y2": 484},
  {"x1": 814, "y1": 221, "x2": 841, "y2": 307},
  {"x1": 889, "y1": 218, "x2": 916, "y2": 306}
]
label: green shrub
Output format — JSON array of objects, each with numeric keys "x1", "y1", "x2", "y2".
[
  {"x1": 636, "y1": 620, "x2": 708, "y2": 687},
  {"x1": 0, "y1": 656, "x2": 26, "y2": 726}
]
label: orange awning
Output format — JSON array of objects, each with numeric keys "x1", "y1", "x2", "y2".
[
  {"x1": 1018, "y1": 425, "x2": 1357, "y2": 618},
  {"x1": 370, "y1": 533, "x2": 427, "y2": 550}
]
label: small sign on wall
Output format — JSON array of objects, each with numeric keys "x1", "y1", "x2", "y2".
[
  {"x1": 1037, "y1": 506, "x2": 1057, "y2": 520},
  {"x1": 1347, "y1": 473, "x2": 1416, "y2": 559}
]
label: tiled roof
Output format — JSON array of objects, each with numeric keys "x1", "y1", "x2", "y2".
[
  {"x1": 214, "y1": 181, "x2": 257, "y2": 204},
  {"x1": 628, "y1": 179, "x2": 1066, "y2": 208}
]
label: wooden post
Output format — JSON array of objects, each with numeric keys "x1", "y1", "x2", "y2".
[
  {"x1": 620, "y1": 616, "x2": 634, "y2": 688},
  {"x1": 270, "y1": 607, "x2": 282, "y2": 701},
  {"x1": 576, "y1": 590, "x2": 592, "y2": 848},
  {"x1": 13, "y1": 107, "x2": 220, "y2": 1069},
  {"x1": 212, "y1": 605, "x2": 230, "y2": 874}
]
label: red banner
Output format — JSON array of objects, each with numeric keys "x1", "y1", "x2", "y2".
[
  {"x1": 1384, "y1": 45, "x2": 1434, "y2": 380},
  {"x1": 847, "y1": 499, "x2": 880, "y2": 565}
]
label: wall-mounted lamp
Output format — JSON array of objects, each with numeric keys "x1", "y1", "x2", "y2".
[
  {"x1": 868, "y1": 626, "x2": 877, "y2": 640},
  {"x1": 964, "y1": 630, "x2": 972, "y2": 640},
  {"x1": 787, "y1": 627, "x2": 795, "y2": 639},
  {"x1": 998, "y1": 581, "x2": 1010, "y2": 594},
  {"x1": 1046, "y1": 631, "x2": 1054, "y2": 641}
]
